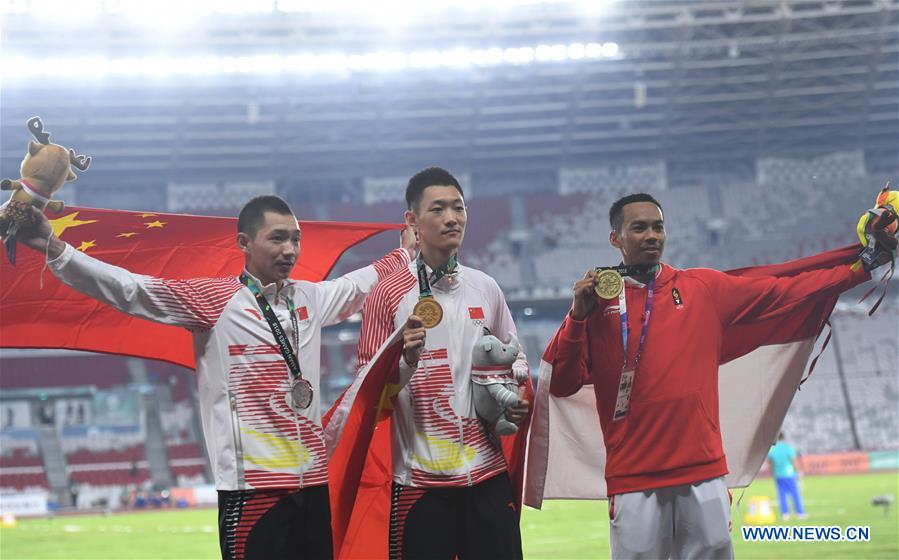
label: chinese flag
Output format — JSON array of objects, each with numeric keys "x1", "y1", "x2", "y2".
[
  {"x1": 0, "y1": 206, "x2": 400, "y2": 369},
  {"x1": 323, "y1": 328, "x2": 534, "y2": 559}
]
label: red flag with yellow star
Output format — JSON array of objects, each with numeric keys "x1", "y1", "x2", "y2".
[{"x1": 0, "y1": 206, "x2": 400, "y2": 368}]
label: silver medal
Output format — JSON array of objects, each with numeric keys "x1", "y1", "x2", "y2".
[{"x1": 289, "y1": 378, "x2": 313, "y2": 410}]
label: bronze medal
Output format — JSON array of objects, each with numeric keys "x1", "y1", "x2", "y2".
[
  {"x1": 289, "y1": 378, "x2": 313, "y2": 410},
  {"x1": 595, "y1": 269, "x2": 625, "y2": 300},
  {"x1": 413, "y1": 298, "x2": 443, "y2": 329}
]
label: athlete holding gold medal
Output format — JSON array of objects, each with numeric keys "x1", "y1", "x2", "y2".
[
  {"x1": 355, "y1": 167, "x2": 531, "y2": 559},
  {"x1": 538, "y1": 192, "x2": 891, "y2": 559}
]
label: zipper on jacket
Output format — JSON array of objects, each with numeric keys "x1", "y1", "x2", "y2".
[
  {"x1": 229, "y1": 391, "x2": 246, "y2": 489},
  {"x1": 295, "y1": 405, "x2": 304, "y2": 487},
  {"x1": 460, "y1": 416, "x2": 472, "y2": 486}
]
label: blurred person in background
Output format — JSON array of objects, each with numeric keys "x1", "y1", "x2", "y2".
[
  {"x1": 15, "y1": 196, "x2": 416, "y2": 560},
  {"x1": 768, "y1": 432, "x2": 807, "y2": 521}
]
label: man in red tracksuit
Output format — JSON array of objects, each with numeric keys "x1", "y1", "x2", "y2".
[{"x1": 549, "y1": 193, "x2": 884, "y2": 559}]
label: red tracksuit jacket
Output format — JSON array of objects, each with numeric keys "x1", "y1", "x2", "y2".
[{"x1": 549, "y1": 261, "x2": 869, "y2": 496}]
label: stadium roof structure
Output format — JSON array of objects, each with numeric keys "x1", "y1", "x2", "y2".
[{"x1": 1, "y1": 0, "x2": 897, "y2": 198}]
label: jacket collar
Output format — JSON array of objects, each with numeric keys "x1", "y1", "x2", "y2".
[
  {"x1": 623, "y1": 262, "x2": 675, "y2": 288},
  {"x1": 416, "y1": 260, "x2": 462, "y2": 293},
  {"x1": 241, "y1": 268, "x2": 292, "y2": 302}
]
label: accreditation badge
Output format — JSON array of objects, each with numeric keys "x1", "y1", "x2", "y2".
[
  {"x1": 612, "y1": 368, "x2": 635, "y2": 421},
  {"x1": 595, "y1": 269, "x2": 625, "y2": 300},
  {"x1": 413, "y1": 297, "x2": 444, "y2": 329},
  {"x1": 289, "y1": 378, "x2": 313, "y2": 411}
]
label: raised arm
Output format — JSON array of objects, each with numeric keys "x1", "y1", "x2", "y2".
[
  {"x1": 313, "y1": 226, "x2": 415, "y2": 327},
  {"x1": 701, "y1": 264, "x2": 870, "y2": 327},
  {"x1": 549, "y1": 269, "x2": 610, "y2": 398},
  {"x1": 17, "y1": 208, "x2": 240, "y2": 330},
  {"x1": 356, "y1": 270, "x2": 411, "y2": 372}
]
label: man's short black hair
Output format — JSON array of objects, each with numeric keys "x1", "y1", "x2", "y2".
[
  {"x1": 405, "y1": 167, "x2": 464, "y2": 212},
  {"x1": 238, "y1": 195, "x2": 294, "y2": 236},
  {"x1": 609, "y1": 193, "x2": 663, "y2": 232}
]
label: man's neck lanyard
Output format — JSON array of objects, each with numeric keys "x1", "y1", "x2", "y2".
[
  {"x1": 619, "y1": 277, "x2": 656, "y2": 369},
  {"x1": 241, "y1": 274, "x2": 313, "y2": 410},
  {"x1": 597, "y1": 264, "x2": 657, "y2": 277},
  {"x1": 416, "y1": 254, "x2": 457, "y2": 298},
  {"x1": 240, "y1": 274, "x2": 302, "y2": 378},
  {"x1": 613, "y1": 277, "x2": 656, "y2": 421},
  {"x1": 413, "y1": 254, "x2": 457, "y2": 330}
]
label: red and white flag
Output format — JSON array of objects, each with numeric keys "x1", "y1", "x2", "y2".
[{"x1": 524, "y1": 245, "x2": 862, "y2": 507}]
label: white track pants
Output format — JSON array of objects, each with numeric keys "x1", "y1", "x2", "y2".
[{"x1": 609, "y1": 476, "x2": 734, "y2": 560}]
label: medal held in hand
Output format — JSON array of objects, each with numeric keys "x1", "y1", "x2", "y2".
[
  {"x1": 593, "y1": 264, "x2": 659, "y2": 299},
  {"x1": 414, "y1": 254, "x2": 457, "y2": 329},
  {"x1": 595, "y1": 269, "x2": 625, "y2": 299},
  {"x1": 414, "y1": 297, "x2": 444, "y2": 329}
]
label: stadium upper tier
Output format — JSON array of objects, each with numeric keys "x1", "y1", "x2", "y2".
[
  {"x1": 2, "y1": 0, "x2": 897, "y2": 189},
  {"x1": 327, "y1": 172, "x2": 888, "y2": 295}
]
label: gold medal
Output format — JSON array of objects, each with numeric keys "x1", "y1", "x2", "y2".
[
  {"x1": 595, "y1": 269, "x2": 624, "y2": 300},
  {"x1": 413, "y1": 298, "x2": 443, "y2": 329}
]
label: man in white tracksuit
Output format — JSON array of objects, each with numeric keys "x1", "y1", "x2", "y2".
[
  {"x1": 356, "y1": 167, "x2": 530, "y2": 559},
  {"x1": 17, "y1": 195, "x2": 415, "y2": 559}
]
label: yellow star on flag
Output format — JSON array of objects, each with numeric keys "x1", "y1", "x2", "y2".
[
  {"x1": 76, "y1": 240, "x2": 97, "y2": 252},
  {"x1": 117, "y1": 232, "x2": 138, "y2": 238},
  {"x1": 138, "y1": 213, "x2": 157, "y2": 218},
  {"x1": 145, "y1": 220, "x2": 166, "y2": 228},
  {"x1": 49, "y1": 212, "x2": 99, "y2": 238}
]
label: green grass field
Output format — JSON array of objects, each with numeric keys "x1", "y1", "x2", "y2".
[{"x1": 2, "y1": 472, "x2": 896, "y2": 559}]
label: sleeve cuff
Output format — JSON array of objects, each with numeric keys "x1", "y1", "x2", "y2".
[
  {"x1": 399, "y1": 247, "x2": 414, "y2": 264},
  {"x1": 850, "y1": 263, "x2": 872, "y2": 285},
  {"x1": 47, "y1": 242, "x2": 74, "y2": 270},
  {"x1": 560, "y1": 313, "x2": 587, "y2": 340},
  {"x1": 398, "y1": 352, "x2": 415, "y2": 378}
]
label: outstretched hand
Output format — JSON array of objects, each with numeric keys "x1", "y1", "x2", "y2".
[
  {"x1": 872, "y1": 210, "x2": 898, "y2": 247},
  {"x1": 869, "y1": 209, "x2": 898, "y2": 268},
  {"x1": 400, "y1": 224, "x2": 418, "y2": 259},
  {"x1": 10, "y1": 206, "x2": 65, "y2": 259}
]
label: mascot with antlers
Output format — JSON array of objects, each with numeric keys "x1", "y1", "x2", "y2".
[{"x1": 0, "y1": 116, "x2": 91, "y2": 265}]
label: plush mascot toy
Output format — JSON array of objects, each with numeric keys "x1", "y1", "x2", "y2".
[
  {"x1": 0, "y1": 116, "x2": 91, "y2": 265},
  {"x1": 470, "y1": 328, "x2": 527, "y2": 437},
  {"x1": 851, "y1": 183, "x2": 898, "y2": 315},
  {"x1": 853, "y1": 183, "x2": 898, "y2": 273}
]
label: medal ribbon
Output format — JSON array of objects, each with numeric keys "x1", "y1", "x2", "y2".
[
  {"x1": 618, "y1": 277, "x2": 656, "y2": 370},
  {"x1": 596, "y1": 263, "x2": 659, "y2": 278},
  {"x1": 416, "y1": 254, "x2": 458, "y2": 299},
  {"x1": 240, "y1": 274, "x2": 303, "y2": 380}
]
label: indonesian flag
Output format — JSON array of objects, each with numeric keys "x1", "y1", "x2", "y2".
[
  {"x1": 525, "y1": 245, "x2": 863, "y2": 507},
  {"x1": 323, "y1": 329, "x2": 534, "y2": 559},
  {"x1": 0, "y1": 206, "x2": 400, "y2": 368}
]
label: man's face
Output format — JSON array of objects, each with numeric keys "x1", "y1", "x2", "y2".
[
  {"x1": 406, "y1": 185, "x2": 467, "y2": 256},
  {"x1": 610, "y1": 201, "x2": 665, "y2": 266},
  {"x1": 239, "y1": 211, "x2": 301, "y2": 285}
]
